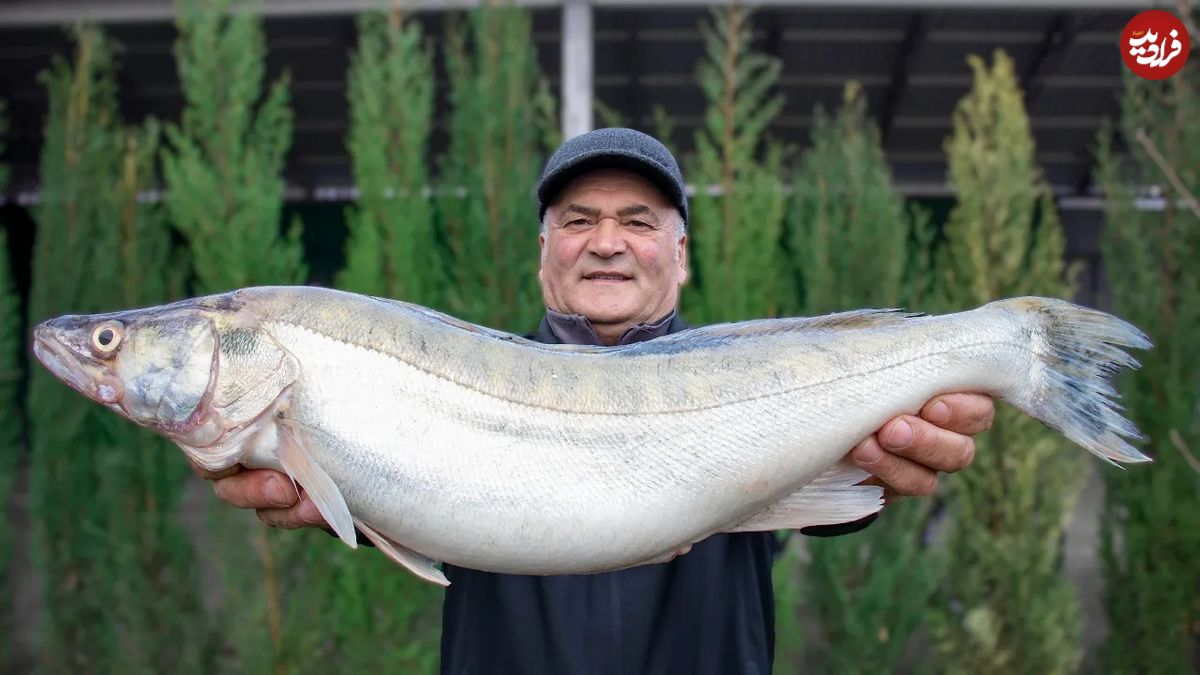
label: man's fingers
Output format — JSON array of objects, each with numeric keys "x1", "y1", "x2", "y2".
[
  {"x1": 256, "y1": 496, "x2": 328, "y2": 530},
  {"x1": 878, "y1": 415, "x2": 976, "y2": 473},
  {"x1": 920, "y1": 393, "x2": 995, "y2": 436},
  {"x1": 850, "y1": 435, "x2": 940, "y2": 497},
  {"x1": 209, "y1": 470, "x2": 331, "y2": 531},
  {"x1": 212, "y1": 469, "x2": 298, "y2": 510}
]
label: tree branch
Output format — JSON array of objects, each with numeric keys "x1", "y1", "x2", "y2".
[
  {"x1": 1169, "y1": 429, "x2": 1200, "y2": 475},
  {"x1": 1134, "y1": 127, "x2": 1200, "y2": 220}
]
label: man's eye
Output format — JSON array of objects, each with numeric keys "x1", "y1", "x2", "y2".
[
  {"x1": 627, "y1": 220, "x2": 651, "y2": 228},
  {"x1": 564, "y1": 219, "x2": 590, "y2": 227}
]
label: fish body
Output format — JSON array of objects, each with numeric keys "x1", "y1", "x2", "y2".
[{"x1": 31, "y1": 286, "x2": 1152, "y2": 584}]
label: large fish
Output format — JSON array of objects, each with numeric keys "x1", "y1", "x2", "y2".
[{"x1": 31, "y1": 286, "x2": 1151, "y2": 585}]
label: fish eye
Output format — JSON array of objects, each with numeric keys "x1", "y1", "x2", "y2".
[{"x1": 91, "y1": 321, "x2": 123, "y2": 354}]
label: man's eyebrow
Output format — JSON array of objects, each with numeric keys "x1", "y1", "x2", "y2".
[
  {"x1": 562, "y1": 204, "x2": 600, "y2": 218},
  {"x1": 557, "y1": 203, "x2": 659, "y2": 221},
  {"x1": 616, "y1": 204, "x2": 655, "y2": 219}
]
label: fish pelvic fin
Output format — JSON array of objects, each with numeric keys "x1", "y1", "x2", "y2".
[
  {"x1": 725, "y1": 461, "x2": 885, "y2": 533},
  {"x1": 996, "y1": 296, "x2": 1153, "y2": 465},
  {"x1": 276, "y1": 417, "x2": 358, "y2": 548},
  {"x1": 354, "y1": 519, "x2": 449, "y2": 586}
]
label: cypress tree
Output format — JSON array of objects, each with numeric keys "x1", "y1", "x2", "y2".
[
  {"x1": 159, "y1": 1, "x2": 308, "y2": 671},
  {"x1": 326, "y1": 10, "x2": 442, "y2": 672},
  {"x1": 437, "y1": 1, "x2": 557, "y2": 333},
  {"x1": 790, "y1": 82, "x2": 939, "y2": 673},
  {"x1": 675, "y1": 6, "x2": 800, "y2": 667},
  {"x1": 161, "y1": 0, "x2": 305, "y2": 294},
  {"x1": 26, "y1": 27, "x2": 126, "y2": 671},
  {"x1": 1094, "y1": 47, "x2": 1200, "y2": 673},
  {"x1": 0, "y1": 100, "x2": 19, "y2": 673},
  {"x1": 338, "y1": 10, "x2": 441, "y2": 308},
  {"x1": 680, "y1": 6, "x2": 789, "y2": 326},
  {"x1": 926, "y1": 51, "x2": 1083, "y2": 674}
]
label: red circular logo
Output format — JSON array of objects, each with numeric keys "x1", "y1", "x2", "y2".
[{"x1": 1121, "y1": 10, "x2": 1190, "y2": 80}]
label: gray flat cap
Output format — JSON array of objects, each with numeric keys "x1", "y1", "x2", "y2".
[{"x1": 536, "y1": 127, "x2": 688, "y2": 224}]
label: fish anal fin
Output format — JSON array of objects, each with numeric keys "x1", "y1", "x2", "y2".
[
  {"x1": 727, "y1": 461, "x2": 885, "y2": 533},
  {"x1": 355, "y1": 519, "x2": 450, "y2": 587},
  {"x1": 276, "y1": 419, "x2": 357, "y2": 549}
]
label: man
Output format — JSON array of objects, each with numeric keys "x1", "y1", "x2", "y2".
[{"x1": 201, "y1": 128, "x2": 994, "y2": 674}]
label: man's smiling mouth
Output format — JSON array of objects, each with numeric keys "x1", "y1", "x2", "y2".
[{"x1": 584, "y1": 272, "x2": 632, "y2": 282}]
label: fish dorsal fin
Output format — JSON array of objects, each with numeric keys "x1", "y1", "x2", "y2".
[
  {"x1": 354, "y1": 519, "x2": 450, "y2": 587},
  {"x1": 626, "y1": 309, "x2": 923, "y2": 356},
  {"x1": 799, "y1": 308, "x2": 925, "y2": 330},
  {"x1": 276, "y1": 418, "x2": 357, "y2": 549},
  {"x1": 726, "y1": 461, "x2": 885, "y2": 532},
  {"x1": 694, "y1": 309, "x2": 923, "y2": 340}
]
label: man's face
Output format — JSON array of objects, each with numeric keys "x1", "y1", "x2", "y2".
[{"x1": 538, "y1": 169, "x2": 688, "y2": 338}]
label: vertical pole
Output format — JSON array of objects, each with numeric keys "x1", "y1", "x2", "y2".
[{"x1": 561, "y1": 0, "x2": 593, "y2": 139}]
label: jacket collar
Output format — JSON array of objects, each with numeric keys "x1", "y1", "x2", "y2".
[{"x1": 534, "y1": 308, "x2": 687, "y2": 346}]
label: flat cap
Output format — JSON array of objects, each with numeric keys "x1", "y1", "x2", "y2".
[{"x1": 536, "y1": 127, "x2": 688, "y2": 224}]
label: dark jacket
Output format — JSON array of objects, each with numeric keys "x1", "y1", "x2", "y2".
[{"x1": 437, "y1": 310, "x2": 875, "y2": 675}]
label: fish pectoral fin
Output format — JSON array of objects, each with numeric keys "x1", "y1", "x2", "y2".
[
  {"x1": 276, "y1": 419, "x2": 357, "y2": 549},
  {"x1": 727, "y1": 461, "x2": 885, "y2": 532},
  {"x1": 354, "y1": 519, "x2": 450, "y2": 587}
]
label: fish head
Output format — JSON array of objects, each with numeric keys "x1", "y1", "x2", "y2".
[
  {"x1": 33, "y1": 291, "x2": 304, "y2": 465},
  {"x1": 32, "y1": 304, "x2": 221, "y2": 444}
]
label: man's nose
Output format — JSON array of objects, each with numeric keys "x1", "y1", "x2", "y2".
[{"x1": 588, "y1": 218, "x2": 627, "y2": 257}]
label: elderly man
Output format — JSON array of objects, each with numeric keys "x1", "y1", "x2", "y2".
[{"x1": 203, "y1": 128, "x2": 993, "y2": 674}]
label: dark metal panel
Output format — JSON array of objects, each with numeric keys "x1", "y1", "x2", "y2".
[
  {"x1": 909, "y1": 40, "x2": 1041, "y2": 74},
  {"x1": 923, "y1": 9, "x2": 1060, "y2": 30}
]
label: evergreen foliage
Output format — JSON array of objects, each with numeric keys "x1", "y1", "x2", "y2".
[
  {"x1": 437, "y1": 2, "x2": 558, "y2": 333},
  {"x1": 161, "y1": 0, "x2": 306, "y2": 294},
  {"x1": 681, "y1": 6, "x2": 789, "y2": 326},
  {"x1": 790, "y1": 82, "x2": 940, "y2": 673},
  {"x1": 926, "y1": 51, "x2": 1084, "y2": 675},
  {"x1": 26, "y1": 27, "x2": 128, "y2": 671},
  {"x1": 339, "y1": 10, "x2": 441, "y2": 308},
  {"x1": 1095, "y1": 48, "x2": 1200, "y2": 674},
  {"x1": 788, "y1": 83, "x2": 937, "y2": 316},
  {"x1": 0, "y1": 100, "x2": 19, "y2": 673},
  {"x1": 326, "y1": 10, "x2": 443, "y2": 672}
]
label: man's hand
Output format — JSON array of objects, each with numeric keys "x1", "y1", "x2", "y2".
[
  {"x1": 189, "y1": 460, "x2": 327, "y2": 529},
  {"x1": 850, "y1": 393, "x2": 995, "y2": 499}
]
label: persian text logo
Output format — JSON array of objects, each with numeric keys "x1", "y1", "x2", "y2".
[{"x1": 1121, "y1": 10, "x2": 1190, "y2": 80}]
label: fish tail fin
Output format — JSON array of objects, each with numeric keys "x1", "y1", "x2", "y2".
[{"x1": 993, "y1": 297, "x2": 1153, "y2": 466}]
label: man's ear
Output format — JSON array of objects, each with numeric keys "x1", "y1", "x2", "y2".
[
  {"x1": 537, "y1": 232, "x2": 546, "y2": 283},
  {"x1": 676, "y1": 233, "x2": 690, "y2": 286}
]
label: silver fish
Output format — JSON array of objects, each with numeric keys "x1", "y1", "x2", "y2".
[{"x1": 31, "y1": 286, "x2": 1152, "y2": 585}]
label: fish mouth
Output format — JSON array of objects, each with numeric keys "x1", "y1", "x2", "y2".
[{"x1": 31, "y1": 330, "x2": 95, "y2": 397}]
